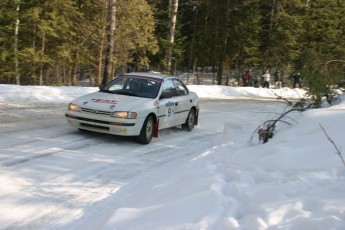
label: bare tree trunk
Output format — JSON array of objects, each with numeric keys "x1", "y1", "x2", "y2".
[
  {"x1": 165, "y1": 0, "x2": 179, "y2": 74},
  {"x1": 46, "y1": 68, "x2": 50, "y2": 85},
  {"x1": 192, "y1": 58, "x2": 197, "y2": 84},
  {"x1": 72, "y1": 64, "x2": 77, "y2": 86},
  {"x1": 102, "y1": 0, "x2": 116, "y2": 86},
  {"x1": 63, "y1": 65, "x2": 71, "y2": 86},
  {"x1": 216, "y1": 61, "x2": 223, "y2": 85},
  {"x1": 188, "y1": 6, "x2": 198, "y2": 73},
  {"x1": 32, "y1": 21, "x2": 38, "y2": 84},
  {"x1": 72, "y1": 52, "x2": 78, "y2": 86},
  {"x1": 39, "y1": 66, "x2": 43, "y2": 85},
  {"x1": 14, "y1": 0, "x2": 20, "y2": 85},
  {"x1": 97, "y1": 29, "x2": 105, "y2": 86},
  {"x1": 269, "y1": 0, "x2": 277, "y2": 41},
  {"x1": 216, "y1": 0, "x2": 230, "y2": 85},
  {"x1": 39, "y1": 31, "x2": 46, "y2": 85},
  {"x1": 56, "y1": 66, "x2": 61, "y2": 85},
  {"x1": 68, "y1": 66, "x2": 72, "y2": 86},
  {"x1": 97, "y1": 2, "x2": 108, "y2": 87}
]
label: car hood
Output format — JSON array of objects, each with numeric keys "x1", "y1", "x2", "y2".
[{"x1": 71, "y1": 92, "x2": 153, "y2": 111}]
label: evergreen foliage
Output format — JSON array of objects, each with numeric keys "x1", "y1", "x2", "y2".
[
  {"x1": 0, "y1": 0, "x2": 344, "y2": 100},
  {"x1": 298, "y1": 0, "x2": 345, "y2": 106}
]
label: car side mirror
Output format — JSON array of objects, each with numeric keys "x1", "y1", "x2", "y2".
[
  {"x1": 160, "y1": 91, "x2": 173, "y2": 99},
  {"x1": 98, "y1": 84, "x2": 104, "y2": 90}
]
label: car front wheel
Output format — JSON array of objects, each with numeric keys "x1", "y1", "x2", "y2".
[
  {"x1": 138, "y1": 115, "x2": 154, "y2": 144},
  {"x1": 182, "y1": 109, "x2": 195, "y2": 131}
]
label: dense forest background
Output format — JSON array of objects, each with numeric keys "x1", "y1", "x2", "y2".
[{"x1": 1, "y1": 0, "x2": 345, "y2": 91}]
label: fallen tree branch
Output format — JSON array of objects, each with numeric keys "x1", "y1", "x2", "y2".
[
  {"x1": 251, "y1": 97, "x2": 315, "y2": 144},
  {"x1": 319, "y1": 124, "x2": 345, "y2": 168}
]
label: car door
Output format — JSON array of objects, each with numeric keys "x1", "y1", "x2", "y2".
[
  {"x1": 157, "y1": 79, "x2": 177, "y2": 129},
  {"x1": 171, "y1": 78, "x2": 191, "y2": 124}
]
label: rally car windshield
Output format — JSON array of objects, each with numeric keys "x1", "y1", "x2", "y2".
[{"x1": 100, "y1": 76, "x2": 162, "y2": 99}]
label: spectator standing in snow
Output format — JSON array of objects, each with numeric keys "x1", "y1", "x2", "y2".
[
  {"x1": 292, "y1": 72, "x2": 302, "y2": 88},
  {"x1": 262, "y1": 70, "x2": 271, "y2": 88},
  {"x1": 243, "y1": 69, "x2": 251, "y2": 86},
  {"x1": 274, "y1": 68, "x2": 282, "y2": 88},
  {"x1": 253, "y1": 74, "x2": 260, "y2": 88}
]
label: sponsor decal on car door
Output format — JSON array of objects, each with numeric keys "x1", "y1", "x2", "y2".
[{"x1": 158, "y1": 99, "x2": 176, "y2": 128}]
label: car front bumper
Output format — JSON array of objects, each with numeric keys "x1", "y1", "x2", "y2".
[{"x1": 65, "y1": 112, "x2": 145, "y2": 136}]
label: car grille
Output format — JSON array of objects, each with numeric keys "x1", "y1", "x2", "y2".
[
  {"x1": 65, "y1": 114, "x2": 136, "y2": 127},
  {"x1": 81, "y1": 123, "x2": 110, "y2": 131},
  {"x1": 81, "y1": 108, "x2": 111, "y2": 116}
]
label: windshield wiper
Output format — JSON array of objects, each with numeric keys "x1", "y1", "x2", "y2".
[
  {"x1": 115, "y1": 91, "x2": 138, "y2": 97},
  {"x1": 100, "y1": 89, "x2": 121, "y2": 94},
  {"x1": 99, "y1": 89, "x2": 110, "y2": 93},
  {"x1": 100, "y1": 90, "x2": 140, "y2": 97}
]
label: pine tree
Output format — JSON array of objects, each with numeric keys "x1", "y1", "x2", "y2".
[
  {"x1": 299, "y1": 0, "x2": 345, "y2": 106},
  {"x1": 0, "y1": 0, "x2": 20, "y2": 84},
  {"x1": 258, "y1": 0, "x2": 306, "y2": 69}
]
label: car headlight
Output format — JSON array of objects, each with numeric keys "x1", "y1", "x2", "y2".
[
  {"x1": 111, "y1": 111, "x2": 137, "y2": 119},
  {"x1": 68, "y1": 103, "x2": 81, "y2": 112}
]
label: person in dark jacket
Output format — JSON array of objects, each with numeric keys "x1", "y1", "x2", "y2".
[
  {"x1": 274, "y1": 68, "x2": 282, "y2": 88},
  {"x1": 293, "y1": 72, "x2": 302, "y2": 88}
]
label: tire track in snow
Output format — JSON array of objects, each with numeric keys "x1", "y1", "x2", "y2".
[{"x1": 0, "y1": 99, "x2": 282, "y2": 230}]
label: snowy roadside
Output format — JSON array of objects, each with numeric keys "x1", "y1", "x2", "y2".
[
  {"x1": 0, "y1": 84, "x2": 308, "y2": 104},
  {"x1": 1, "y1": 84, "x2": 345, "y2": 229}
]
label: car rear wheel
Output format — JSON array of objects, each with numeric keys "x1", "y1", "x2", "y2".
[
  {"x1": 138, "y1": 115, "x2": 154, "y2": 144},
  {"x1": 182, "y1": 109, "x2": 195, "y2": 131}
]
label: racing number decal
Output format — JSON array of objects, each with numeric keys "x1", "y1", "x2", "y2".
[{"x1": 165, "y1": 101, "x2": 175, "y2": 116}]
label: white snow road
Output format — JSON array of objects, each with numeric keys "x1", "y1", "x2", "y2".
[{"x1": 0, "y1": 99, "x2": 286, "y2": 229}]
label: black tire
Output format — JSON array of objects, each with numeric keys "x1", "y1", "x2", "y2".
[
  {"x1": 182, "y1": 109, "x2": 195, "y2": 131},
  {"x1": 138, "y1": 115, "x2": 154, "y2": 144}
]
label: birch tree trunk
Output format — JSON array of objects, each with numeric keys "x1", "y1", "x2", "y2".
[
  {"x1": 102, "y1": 0, "x2": 117, "y2": 86},
  {"x1": 96, "y1": 1, "x2": 108, "y2": 86},
  {"x1": 39, "y1": 31, "x2": 46, "y2": 86},
  {"x1": 97, "y1": 28, "x2": 105, "y2": 86},
  {"x1": 165, "y1": 0, "x2": 178, "y2": 74},
  {"x1": 14, "y1": 0, "x2": 20, "y2": 85}
]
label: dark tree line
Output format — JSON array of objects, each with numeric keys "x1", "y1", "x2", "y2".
[
  {"x1": 0, "y1": 0, "x2": 158, "y2": 86},
  {"x1": 1, "y1": 0, "x2": 345, "y2": 97}
]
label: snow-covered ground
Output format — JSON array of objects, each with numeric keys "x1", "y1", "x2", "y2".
[{"x1": 0, "y1": 84, "x2": 344, "y2": 230}]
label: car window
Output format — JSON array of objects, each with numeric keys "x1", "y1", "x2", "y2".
[
  {"x1": 107, "y1": 77, "x2": 127, "y2": 91},
  {"x1": 173, "y1": 79, "x2": 188, "y2": 96},
  {"x1": 162, "y1": 79, "x2": 176, "y2": 96},
  {"x1": 102, "y1": 76, "x2": 161, "y2": 98},
  {"x1": 161, "y1": 78, "x2": 189, "y2": 97}
]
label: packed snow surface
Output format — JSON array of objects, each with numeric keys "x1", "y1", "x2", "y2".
[{"x1": 0, "y1": 84, "x2": 344, "y2": 230}]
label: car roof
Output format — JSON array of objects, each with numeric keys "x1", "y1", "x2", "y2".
[{"x1": 122, "y1": 72, "x2": 173, "y2": 80}]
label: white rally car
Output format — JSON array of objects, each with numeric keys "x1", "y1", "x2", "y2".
[{"x1": 65, "y1": 72, "x2": 199, "y2": 144}]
